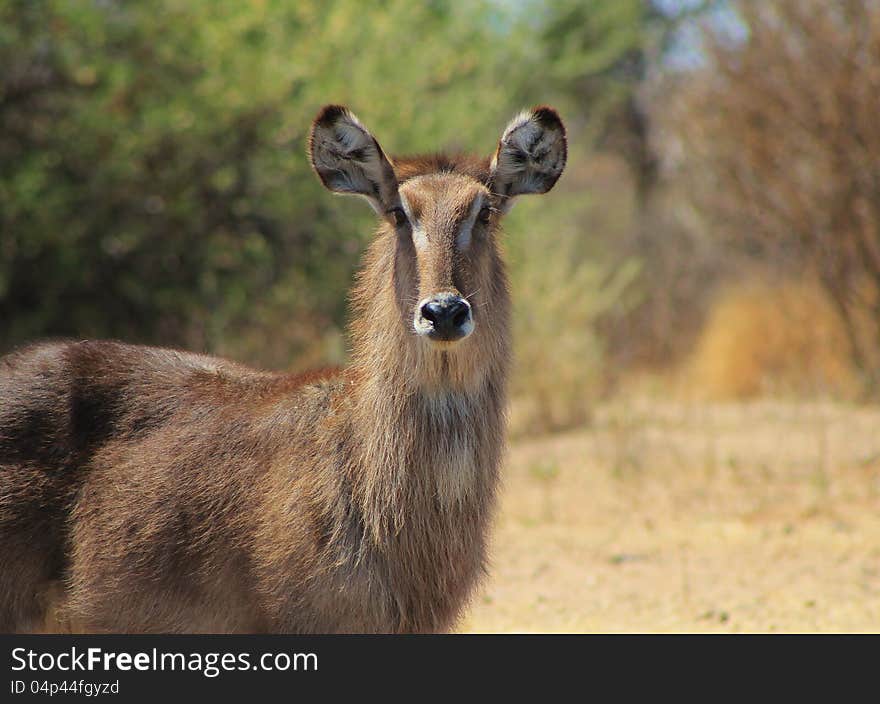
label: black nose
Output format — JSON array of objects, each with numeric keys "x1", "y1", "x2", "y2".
[{"x1": 420, "y1": 295, "x2": 472, "y2": 340}]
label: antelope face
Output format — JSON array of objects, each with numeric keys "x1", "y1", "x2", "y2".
[
  {"x1": 395, "y1": 173, "x2": 491, "y2": 347},
  {"x1": 308, "y1": 103, "x2": 566, "y2": 357}
]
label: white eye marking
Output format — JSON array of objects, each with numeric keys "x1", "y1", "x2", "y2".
[
  {"x1": 456, "y1": 195, "x2": 483, "y2": 251},
  {"x1": 400, "y1": 193, "x2": 427, "y2": 250},
  {"x1": 412, "y1": 223, "x2": 428, "y2": 250}
]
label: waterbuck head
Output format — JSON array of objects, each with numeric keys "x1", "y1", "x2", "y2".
[{"x1": 308, "y1": 105, "x2": 566, "y2": 390}]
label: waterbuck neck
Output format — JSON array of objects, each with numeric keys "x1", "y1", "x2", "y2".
[{"x1": 341, "y1": 230, "x2": 510, "y2": 542}]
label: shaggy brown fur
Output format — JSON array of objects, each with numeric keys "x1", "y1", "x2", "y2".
[{"x1": 0, "y1": 104, "x2": 566, "y2": 633}]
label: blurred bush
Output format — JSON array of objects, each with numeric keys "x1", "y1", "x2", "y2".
[
  {"x1": 666, "y1": 0, "x2": 880, "y2": 394},
  {"x1": 506, "y1": 185, "x2": 640, "y2": 435},
  {"x1": 684, "y1": 277, "x2": 858, "y2": 400},
  {"x1": 0, "y1": 0, "x2": 524, "y2": 368}
]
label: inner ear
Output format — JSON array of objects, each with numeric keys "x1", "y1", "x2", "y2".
[
  {"x1": 308, "y1": 105, "x2": 400, "y2": 213},
  {"x1": 490, "y1": 106, "x2": 567, "y2": 198}
]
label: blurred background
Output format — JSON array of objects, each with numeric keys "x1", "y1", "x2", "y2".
[{"x1": 3, "y1": 0, "x2": 880, "y2": 631}]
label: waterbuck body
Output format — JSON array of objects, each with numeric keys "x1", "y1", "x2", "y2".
[{"x1": 0, "y1": 105, "x2": 566, "y2": 633}]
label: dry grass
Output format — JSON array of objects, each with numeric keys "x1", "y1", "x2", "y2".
[
  {"x1": 461, "y1": 399, "x2": 880, "y2": 633},
  {"x1": 683, "y1": 279, "x2": 858, "y2": 400}
]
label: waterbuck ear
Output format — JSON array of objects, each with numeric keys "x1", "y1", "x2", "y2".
[
  {"x1": 308, "y1": 105, "x2": 400, "y2": 213},
  {"x1": 490, "y1": 106, "x2": 567, "y2": 199}
]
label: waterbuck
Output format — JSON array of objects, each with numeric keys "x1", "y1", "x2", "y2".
[{"x1": 0, "y1": 104, "x2": 567, "y2": 633}]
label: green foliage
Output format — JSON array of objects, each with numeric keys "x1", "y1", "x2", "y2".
[
  {"x1": 506, "y1": 189, "x2": 641, "y2": 434},
  {"x1": 0, "y1": 0, "x2": 518, "y2": 366}
]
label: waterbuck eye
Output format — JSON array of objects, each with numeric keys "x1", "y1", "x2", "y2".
[
  {"x1": 478, "y1": 206, "x2": 492, "y2": 224},
  {"x1": 389, "y1": 207, "x2": 408, "y2": 228}
]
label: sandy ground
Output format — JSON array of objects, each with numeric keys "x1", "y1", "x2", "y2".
[{"x1": 461, "y1": 400, "x2": 880, "y2": 633}]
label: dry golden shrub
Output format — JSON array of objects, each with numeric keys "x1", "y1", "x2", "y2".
[
  {"x1": 685, "y1": 278, "x2": 858, "y2": 400},
  {"x1": 665, "y1": 0, "x2": 880, "y2": 392}
]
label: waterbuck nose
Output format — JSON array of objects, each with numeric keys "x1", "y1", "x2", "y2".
[{"x1": 418, "y1": 294, "x2": 473, "y2": 341}]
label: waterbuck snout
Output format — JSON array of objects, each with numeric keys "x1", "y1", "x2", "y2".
[{"x1": 416, "y1": 292, "x2": 473, "y2": 343}]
